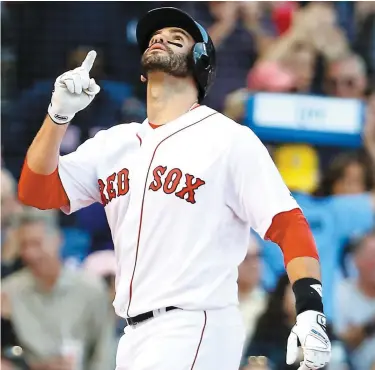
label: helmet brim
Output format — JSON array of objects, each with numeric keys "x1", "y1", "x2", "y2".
[{"x1": 136, "y1": 7, "x2": 204, "y2": 54}]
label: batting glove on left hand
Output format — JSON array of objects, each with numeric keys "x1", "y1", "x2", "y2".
[
  {"x1": 48, "y1": 50, "x2": 100, "y2": 125},
  {"x1": 287, "y1": 310, "x2": 331, "y2": 369}
]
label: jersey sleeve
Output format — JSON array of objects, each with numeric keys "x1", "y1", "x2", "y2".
[
  {"x1": 227, "y1": 126, "x2": 299, "y2": 238},
  {"x1": 58, "y1": 131, "x2": 106, "y2": 215}
]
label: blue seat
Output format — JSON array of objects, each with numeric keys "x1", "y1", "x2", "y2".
[
  {"x1": 76, "y1": 203, "x2": 108, "y2": 234},
  {"x1": 91, "y1": 240, "x2": 115, "y2": 253},
  {"x1": 60, "y1": 227, "x2": 92, "y2": 264},
  {"x1": 101, "y1": 81, "x2": 132, "y2": 105}
]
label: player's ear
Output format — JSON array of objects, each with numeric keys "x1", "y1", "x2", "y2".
[{"x1": 141, "y1": 75, "x2": 147, "y2": 83}]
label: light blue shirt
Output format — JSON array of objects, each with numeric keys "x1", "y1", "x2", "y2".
[
  {"x1": 259, "y1": 193, "x2": 374, "y2": 321},
  {"x1": 334, "y1": 279, "x2": 375, "y2": 370}
]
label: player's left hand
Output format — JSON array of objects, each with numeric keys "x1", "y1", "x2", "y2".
[{"x1": 286, "y1": 310, "x2": 331, "y2": 369}]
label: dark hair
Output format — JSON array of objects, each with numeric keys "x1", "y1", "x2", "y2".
[
  {"x1": 251, "y1": 274, "x2": 291, "y2": 343},
  {"x1": 10, "y1": 210, "x2": 58, "y2": 234},
  {"x1": 314, "y1": 151, "x2": 374, "y2": 196},
  {"x1": 103, "y1": 274, "x2": 115, "y2": 288}
]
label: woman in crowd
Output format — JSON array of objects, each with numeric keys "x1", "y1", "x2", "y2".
[{"x1": 314, "y1": 151, "x2": 374, "y2": 197}]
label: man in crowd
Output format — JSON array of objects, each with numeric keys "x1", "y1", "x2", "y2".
[
  {"x1": 1, "y1": 168, "x2": 22, "y2": 234},
  {"x1": 1, "y1": 211, "x2": 114, "y2": 370},
  {"x1": 1, "y1": 167, "x2": 24, "y2": 278},
  {"x1": 324, "y1": 53, "x2": 368, "y2": 99},
  {"x1": 333, "y1": 230, "x2": 375, "y2": 370}
]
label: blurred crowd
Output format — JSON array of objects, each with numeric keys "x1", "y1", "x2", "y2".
[{"x1": 1, "y1": 1, "x2": 375, "y2": 370}]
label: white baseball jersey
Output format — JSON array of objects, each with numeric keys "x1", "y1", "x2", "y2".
[{"x1": 58, "y1": 105, "x2": 298, "y2": 318}]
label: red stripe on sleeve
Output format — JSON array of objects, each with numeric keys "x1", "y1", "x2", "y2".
[{"x1": 264, "y1": 208, "x2": 319, "y2": 266}]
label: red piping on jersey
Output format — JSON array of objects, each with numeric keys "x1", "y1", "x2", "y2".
[
  {"x1": 126, "y1": 112, "x2": 218, "y2": 317},
  {"x1": 190, "y1": 311, "x2": 207, "y2": 369}
]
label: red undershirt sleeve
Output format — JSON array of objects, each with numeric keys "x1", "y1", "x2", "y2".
[
  {"x1": 265, "y1": 208, "x2": 319, "y2": 266},
  {"x1": 18, "y1": 159, "x2": 69, "y2": 209}
]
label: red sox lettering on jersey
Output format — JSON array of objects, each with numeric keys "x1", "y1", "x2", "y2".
[
  {"x1": 98, "y1": 168, "x2": 130, "y2": 206},
  {"x1": 148, "y1": 166, "x2": 205, "y2": 204},
  {"x1": 98, "y1": 166, "x2": 205, "y2": 205}
]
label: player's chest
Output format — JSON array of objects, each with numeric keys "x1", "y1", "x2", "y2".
[{"x1": 96, "y1": 129, "x2": 226, "y2": 207}]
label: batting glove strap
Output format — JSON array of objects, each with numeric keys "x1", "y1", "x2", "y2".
[
  {"x1": 48, "y1": 102, "x2": 75, "y2": 125},
  {"x1": 287, "y1": 311, "x2": 331, "y2": 369}
]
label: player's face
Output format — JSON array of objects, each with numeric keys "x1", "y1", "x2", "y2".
[{"x1": 141, "y1": 27, "x2": 195, "y2": 78}]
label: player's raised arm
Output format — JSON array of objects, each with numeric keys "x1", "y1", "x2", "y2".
[
  {"x1": 18, "y1": 51, "x2": 101, "y2": 210},
  {"x1": 228, "y1": 125, "x2": 331, "y2": 370}
]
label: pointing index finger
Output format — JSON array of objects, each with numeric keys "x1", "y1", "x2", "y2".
[{"x1": 81, "y1": 50, "x2": 97, "y2": 72}]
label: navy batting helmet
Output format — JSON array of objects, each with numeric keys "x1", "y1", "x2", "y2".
[{"x1": 136, "y1": 7, "x2": 216, "y2": 103}]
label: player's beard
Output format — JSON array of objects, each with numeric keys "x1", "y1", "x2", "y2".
[{"x1": 141, "y1": 44, "x2": 191, "y2": 78}]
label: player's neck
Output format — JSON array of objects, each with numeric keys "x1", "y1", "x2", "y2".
[{"x1": 146, "y1": 73, "x2": 198, "y2": 126}]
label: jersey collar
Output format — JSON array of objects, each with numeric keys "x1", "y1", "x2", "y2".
[{"x1": 141, "y1": 105, "x2": 216, "y2": 136}]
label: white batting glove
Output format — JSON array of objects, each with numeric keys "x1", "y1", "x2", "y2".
[
  {"x1": 48, "y1": 50, "x2": 101, "y2": 125},
  {"x1": 287, "y1": 311, "x2": 331, "y2": 369}
]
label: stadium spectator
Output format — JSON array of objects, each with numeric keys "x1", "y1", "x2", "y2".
[
  {"x1": 1, "y1": 168, "x2": 23, "y2": 233},
  {"x1": 314, "y1": 151, "x2": 374, "y2": 197},
  {"x1": 333, "y1": 230, "x2": 375, "y2": 370},
  {"x1": 223, "y1": 61, "x2": 296, "y2": 122},
  {"x1": 1, "y1": 292, "x2": 29, "y2": 369},
  {"x1": 1, "y1": 167, "x2": 59, "y2": 279},
  {"x1": 186, "y1": 1, "x2": 259, "y2": 111},
  {"x1": 83, "y1": 250, "x2": 117, "y2": 302},
  {"x1": 354, "y1": 2, "x2": 375, "y2": 82},
  {"x1": 244, "y1": 274, "x2": 299, "y2": 370},
  {"x1": 323, "y1": 53, "x2": 368, "y2": 99},
  {"x1": 83, "y1": 250, "x2": 126, "y2": 370},
  {"x1": 1, "y1": 168, "x2": 24, "y2": 279},
  {"x1": 238, "y1": 236, "x2": 267, "y2": 365},
  {"x1": 1, "y1": 211, "x2": 114, "y2": 370},
  {"x1": 263, "y1": 3, "x2": 349, "y2": 78},
  {"x1": 242, "y1": 355, "x2": 271, "y2": 370},
  {"x1": 315, "y1": 92, "x2": 375, "y2": 197},
  {"x1": 222, "y1": 1, "x2": 354, "y2": 122}
]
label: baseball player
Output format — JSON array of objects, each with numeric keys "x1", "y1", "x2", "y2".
[{"x1": 18, "y1": 7, "x2": 331, "y2": 370}]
